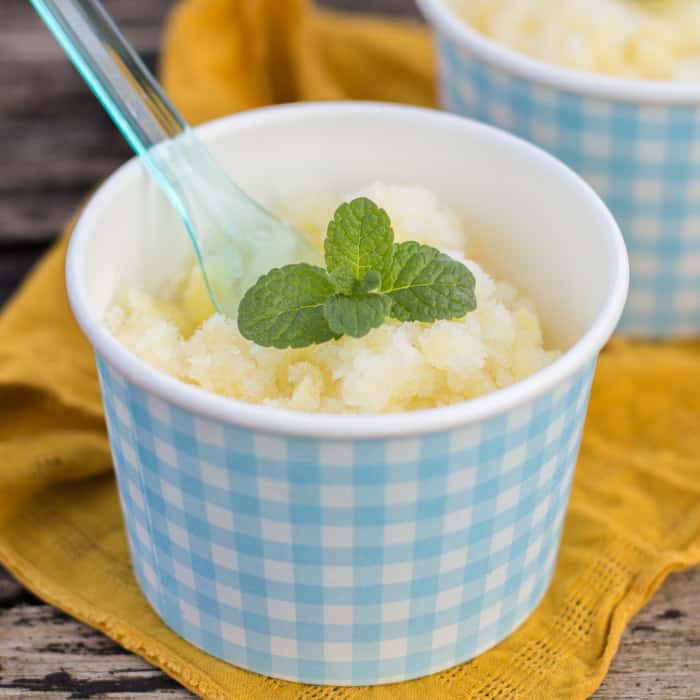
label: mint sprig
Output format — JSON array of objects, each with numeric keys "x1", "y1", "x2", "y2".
[
  {"x1": 324, "y1": 292, "x2": 393, "y2": 338},
  {"x1": 237, "y1": 264, "x2": 338, "y2": 349},
  {"x1": 237, "y1": 197, "x2": 476, "y2": 348},
  {"x1": 325, "y1": 197, "x2": 394, "y2": 281},
  {"x1": 383, "y1": 241, "x2": 476, "y2": 322}
]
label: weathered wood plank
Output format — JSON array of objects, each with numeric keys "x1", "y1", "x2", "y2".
[
  {"x1": 0, "y1": 568, "x2": 25, "y2": 607},
  {"x1": 0, "y1": 242, "x2": 52, "y2": 307},
  {"x1": 0, "y1": 0, "x2": 172, "y2": 243},
  {"x1": 0, "y1": 570, "x2": 191, "y2": 698},
  {"x1": 593, "y1": 566, "x2": 700, "y2": 699},
  {"x1": 319, "y1": 0, "x2": 422, "y2": 15},
  {"x1": 1, "y1": 567, "x2": 699, "y2": 698},
  {"x1": 0, "y1": 605, "x2": 190, "y2": 698}
]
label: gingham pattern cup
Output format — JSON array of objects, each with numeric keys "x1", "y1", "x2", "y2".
[
  {"x1": 67, "y1": 104, "x2": 628, "y2": 685},
  {"x1": 418, "y1": 0, "x2": 700, "y2": 338},
  {"x1": 98, "y1": 354, "x2": 595, "y2": 685}
]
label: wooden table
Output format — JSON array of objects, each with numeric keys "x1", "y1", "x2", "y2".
[{"x1": 0, "y1": 1, "x2": 698, "y2": 697}]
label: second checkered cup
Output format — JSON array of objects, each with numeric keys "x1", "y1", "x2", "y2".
[
  {"x1": 418, "y1": 0, "x2": 700, "y2": 337},
  {"x1": 66, "y1": 103, "x2": 628, "y2": 685}
]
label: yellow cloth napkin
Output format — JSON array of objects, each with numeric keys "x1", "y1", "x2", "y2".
[{"x1": 0, "y1": 1, "x2": 699, "y2": 698}]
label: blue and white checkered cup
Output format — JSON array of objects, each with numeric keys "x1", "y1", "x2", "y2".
[
  {"x1": 417, "y1": 0, "x2": 700, "y2": 338},
  {"x1": 67, "y1": 104, "x2": 628, "y2": 685}
]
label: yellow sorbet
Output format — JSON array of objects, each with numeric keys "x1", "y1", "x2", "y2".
[
  {"x1": 450, "y1": 0, "x2": 700, "y2": 80},
  {"x1": 105, "y1": 183, "x2": 560, "y2": 414}
]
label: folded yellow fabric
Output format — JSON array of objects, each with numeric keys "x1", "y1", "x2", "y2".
[{"x1": 0, "y1": 1, "x2": 698, "y2": 698}]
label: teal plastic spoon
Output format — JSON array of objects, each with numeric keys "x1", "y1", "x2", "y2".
[{"x1": 29, "y1": 0, "x2": 321, "y2": 317}]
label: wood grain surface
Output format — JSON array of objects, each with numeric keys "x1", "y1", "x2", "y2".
[{"x1": 0, "y1": 0, "x2": 698, "y2": 697}]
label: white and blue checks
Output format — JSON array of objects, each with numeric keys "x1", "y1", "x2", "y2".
[
  {"x1": 96, "y1": 354, "x2": 596, "y2": 685},
  {"x1": 433, "y1": 36, "x2": 700, "y2": 337}
]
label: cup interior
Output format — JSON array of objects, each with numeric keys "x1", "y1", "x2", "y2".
[{"x1": 73, "y1": 103, "x2": 624, "y2": 356}]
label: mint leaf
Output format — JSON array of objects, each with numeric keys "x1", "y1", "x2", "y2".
[
  {"x1": 382, "y1": 242, "x2": 476, "y2": 322},
  {"x1": 325, "y1": 198, "x2": 394, "y2": 280},
  {"x1": 329, "y1": 265, "x2": 357, "y2": 295},
  {"x1": 331, "y1": 267, "x2": 382, "y2": 296},
  {"x1": 324, "y1": 293, "x2": 392, "y2": 338},
  {"x1": 238, "y1": 263, "x2": 337, "y2": 348},
  {"x1": 358, "y1": 270, "x2": 381, "y2": 293}
]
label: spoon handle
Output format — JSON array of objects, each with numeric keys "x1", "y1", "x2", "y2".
[
  {"x1": 29, "y1": 0, "x2": 322, "y2": 317},
  {"x1": 28, "y1": 0, "x2": 186, "y2": 152},
  {"x1": 28, "y1": 0, "x2": 202, "y2": 229}
]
